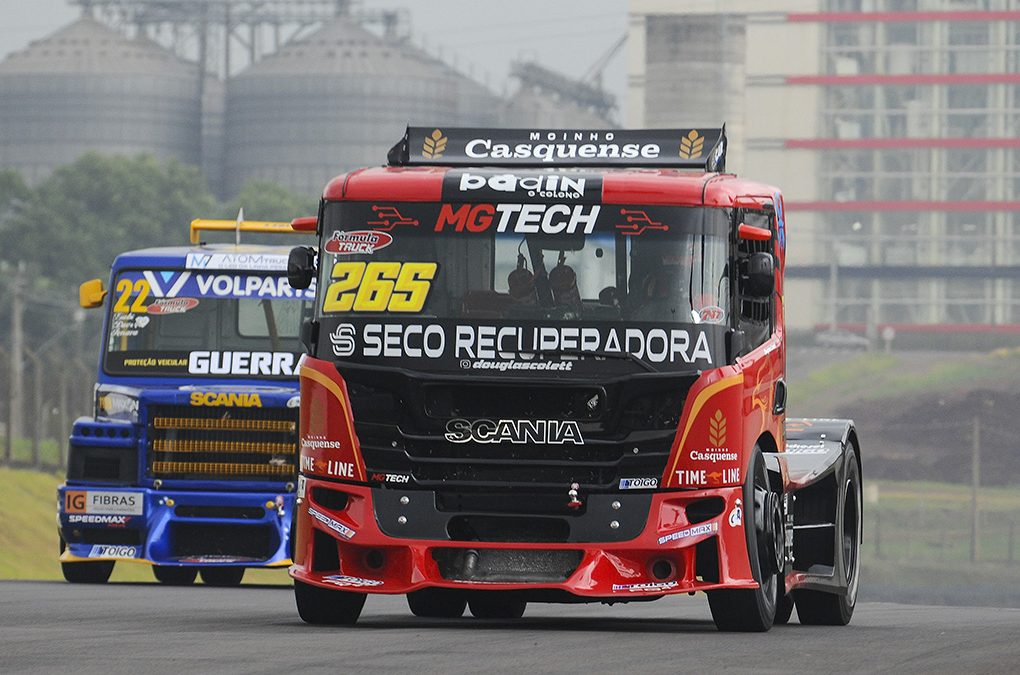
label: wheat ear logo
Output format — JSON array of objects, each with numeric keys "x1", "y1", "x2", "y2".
[
  {"x1": 708, "y1": 409, "x2": 727, "y2": 446},
  {"x1": 422, "y1": 129, "x2": 448, "y2": 159},
  {"x1": 679, "y1": 129, "x2": 705, "y2": 159}
]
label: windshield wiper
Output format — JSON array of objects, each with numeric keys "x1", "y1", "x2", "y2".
[{"x1": 544, "y1": 349, "x2": 659, "y2": 373}]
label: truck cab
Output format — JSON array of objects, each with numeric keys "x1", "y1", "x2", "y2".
[
  {"x1": 287, "y1": 127, "x2": 861, "y2": 630},
  {"x1": 58, "y1": 219, "x2": 313, "y2": 585}
]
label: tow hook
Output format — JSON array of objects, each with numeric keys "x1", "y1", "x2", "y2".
[{"x1": 567, "y1": 482, "x2": 583, "y2": 510}]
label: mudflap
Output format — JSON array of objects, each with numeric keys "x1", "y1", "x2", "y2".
[{"x1": 769, "y1": 418, "x2": 860, "y2": 597}]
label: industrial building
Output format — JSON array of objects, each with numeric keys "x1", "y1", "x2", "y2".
[
  {"x1": 629, "y1": 0, "x2": 1020, "y2": 340},
  {"x1": 0, "y1": 1, "x2": 616, "y2": 198}
]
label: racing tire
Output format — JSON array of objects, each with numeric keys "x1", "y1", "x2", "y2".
[
  {"x1": 794, "y1": 442, "x2": 861, "y2": 626},
  {"x1": 407, "y1": 588, "x2": 468, "y2": 618},
  {"x1": 61, "y1": 561, "x2": 114, "y2": 584},
  {"x1": 774, "y1": 589, "x2": 795, "y2": 625},
  {"x1": 468, "y1": 593, "x2": 526, "y2": 619},
  {"x1": 707, "y1": 446, "x2": 781, "y2": 632},
  {"x1": 153, "y1": 565, "x2": 198, "y2": 585},
  {"x1": 199, "y1": 567, "x2": 245, "y2": 587},
  {"x1": 294, "y1": 579, "x2": 367, "y2": 625}
]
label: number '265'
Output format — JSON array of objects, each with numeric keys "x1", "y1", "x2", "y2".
[{"x1": 322, "y1": 262, "x2": 437, "y2": 313}]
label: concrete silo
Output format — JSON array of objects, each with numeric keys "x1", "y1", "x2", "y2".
[
  {"x1": 223, "y1": 14, "x2": 499, "y2": 197},
  {"x1": 0, "y1": 17, "x2": 201, "y2": 184}
]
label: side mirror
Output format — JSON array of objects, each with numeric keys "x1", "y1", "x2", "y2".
[
  {"x1": 79, "y1": 278, "x2": 107, "y2": 309},
  {"x1": 744, "y1": 252, "x2": 774, "y2": 297},
  {"x1": 288, "y1": 246, "x2": 316, "y2": 290}
]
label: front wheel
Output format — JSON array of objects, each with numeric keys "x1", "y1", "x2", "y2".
[
  {"x1": 468, "y1": 592, "x2": 526, "y2": 619},
  {"x1": 407, "y1": 588, "x2": 467, "y2": 618},
  {"x1": 294, "y1": 580, "x2": 366, "y2": 625},
  {"x1": 61, "y1": 561, "x2": 114, "y2": 584},
  {"x1": 199, "y1": 567, "x2": 245, "y2": 587},
  {"x1": 794, "y1": 442, "x2": 862, "y2": 625},
  {"x1": 707, "y1": 446, "x2": 783, "y2": 632},
  {"x1": 153, "y1": 565, "x2": 197, "y2": 585}
]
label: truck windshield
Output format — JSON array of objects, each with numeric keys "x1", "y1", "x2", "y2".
[
  {"x1": 103, "y1": 269, "x2": 313, "y2": 378},
  {"x1": 316, "y1": 201, "x2": 732, "y2": 375}
]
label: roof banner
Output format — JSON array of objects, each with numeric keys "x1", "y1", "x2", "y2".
[{"x1": 388, "y1": 126, "x2": 727, "y2": 172}]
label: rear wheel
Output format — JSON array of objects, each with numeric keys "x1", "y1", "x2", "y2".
[
  {"x1": 199, "y1": 567, "x2": 245, "y2": 587},
  {"x1": 294, "y1": 580, "x2": 366, "y2": 625},
  {"x1": 468, "y1": 592, "x2": 526, "y2": 619},
  {"x1": 153, "y1": 566, "x2": 197, "y2": 585},
  {"x1": 61, "y1": 561, "x2": 114, "y2": 584},
  {"x1": 407, "y1": 588, "x2": 467, "y2": 618},
  {"x1": 708, "y1": 446, "x2": 783, "y2": 632},
  {"x1": 795, "y1": 443, "x2": 861, "y2": 626}
]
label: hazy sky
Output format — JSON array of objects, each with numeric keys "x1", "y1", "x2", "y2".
[{"x1": 0, "y1": 0, "x2": 628, "y2": 116}]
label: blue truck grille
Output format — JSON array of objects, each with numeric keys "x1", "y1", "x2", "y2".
[{"x1": 146, "y1": 405, "x2": 298, "y2": 482}]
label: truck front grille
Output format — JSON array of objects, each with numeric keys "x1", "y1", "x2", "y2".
[{"x1": 147, "y1": 404, "x2": 297, "y2": 482}]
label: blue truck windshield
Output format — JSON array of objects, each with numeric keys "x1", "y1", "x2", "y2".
[{"x1": 103, "y1": 268, "x2": 313, "y2": 378}]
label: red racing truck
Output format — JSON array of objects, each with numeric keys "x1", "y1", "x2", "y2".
[{"x1": 285, "y1": 126, "x2": 862, "y2": 631}]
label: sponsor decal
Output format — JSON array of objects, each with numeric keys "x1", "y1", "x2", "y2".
[
  {"x1": 324, "y1": 230, "x2": 394, "y2": 256},
  {"x1": 445, "y1": 418, "x2": 583, "y2": 445},
  {"x1": 698, "y1": 305, "x2": 725, "y2": 324},
  {"x1": 367, "y1": 205, "x2": 420, "y2": 231},
  {"x1": 433, "y1": 203, "x2": 601, "y2": 235},
  {"x1": 371, "y1": 473, "x2": 411, "y2": 484},
  {"x1": 286, "y1": 394, "x2": 301, "y2": 408},
  {"x1": 301, "y1": 435, "x2": 342, "y2": 452},
  {"x1": 322, "y1": 262, "x2": 437, "y2": 314},
  {"x1": 464, "y1": 130, "x2": 662, "y2": 163},
  {"x1": 689, "y1": 449, "x2": 738, "y2": 463},
  {"x1": 297, "y1": 475, "x2": 307, "y2": 499},
  {"x1": 675, "y1": 469, "x2": 740, "y2": 487},
  {"x1": 186, "y1": 253, "x2": 290, "y2": 271},
  {"x1": 97, "y1": 392, "x2": 138, "y2": 419},
  {"x1": 115, "y1": 270, "x2": 314, "y2": 302},
  {"x1": 65, "y1": 490, "x2": 143, "y2": 516},
  {"x1": 109, "y1": 313, "x2": 150, "y2": 338},
  {"x1": 67, "y1": 514, "x2": 132, "y2": 526},
  {"x1": 774, "y1": 191, "x2": 786, "y2": 251},
  {"x1": 188, "y1": 351, "x2": 297, "y2": 376},
  {"x1": 189, "y1": 392, "x2": 262, "y2": 407},
  {"x1": 443, "y1": 170, "x2": 601, "y2": 202},
  {"x1": 462, "y1": 358, "x2": 573, "y2": 373},
  {"x1": 88, "y1": 545, "x2": 138, "y2": 559},
  {"x1": 326, "y1": 461, "x2": 355, "y2": 479},
  {"x1": 335, "y1": 322, "x2": 713, "y2": 367},
  {"x1": 678, "y1": 129, "x2": 705, "y2": 159},
  {"x1": 708, "y1": 410, "x2": 727, "y2": 446},
  {"x1": 422, "y1": 128, "x2": 448, "y2": 159},
  {"x1": 330, "y1": 323, "x2": 357, "y2": 357},
  {"x1": 657, "y1": 521, "x2": 718, "y2": 546},
  {"x1": 616, "y1": 209, "x2": 668, "y2": 236},
  {"x1": 322, "y1": 574, "x2": 383, "y2": 588},
  {"x1": 178, "y1": 555, "x2": 251, "y2": 563},
  {"x1": 612, "y1": 581, "x2": 679, "y2": 593},
  {"x1": 308, "y1": 506, "x2": 355, "y2": 540},
  {"x1": 146, "y1": 298, "x2": 200, "y2": 315},
  {"x1": 619, "y1": 477, "x2": 658, "y2": 490},
  {"x1": 729, "y1": 499, "x2": 743, "y2": 527},
  {"x1": 786, "y1": 442, "x2": 828, "y2": 455},
  {"x1": 300, "y1": 455, "x2": 316, "y2": 472}
]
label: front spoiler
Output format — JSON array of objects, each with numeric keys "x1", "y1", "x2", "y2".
[
  {"x1": 290, "y1": 478, "x2": 756, "y2": 598},
  {"x1": 58, "y1": 486, "x2": 294, "y2": 568}
]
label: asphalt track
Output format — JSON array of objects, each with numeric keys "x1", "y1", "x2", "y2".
[{"x1": 2, "y1": 581, "x2": 1018, "y2": 674}]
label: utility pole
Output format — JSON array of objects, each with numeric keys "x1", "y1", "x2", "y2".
[
  {"x1": 8, "y1": 261, "x2": 25, "y2": 452},
  {"x1": 970, "y1": 414, "x2": 980, "y2": 563}
]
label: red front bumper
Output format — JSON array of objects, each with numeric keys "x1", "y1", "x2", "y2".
[{"x1": 290, "y1": 477, "x2": 757, "y2": 598}]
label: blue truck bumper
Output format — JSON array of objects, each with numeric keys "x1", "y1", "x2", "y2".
[{"x1": 58, "y1": 485, "x2": 294, "y2": 567}]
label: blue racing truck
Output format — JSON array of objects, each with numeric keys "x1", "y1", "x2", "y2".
[{"x1": 58, "y1": 218, "x2": 314, "y2": 585}]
